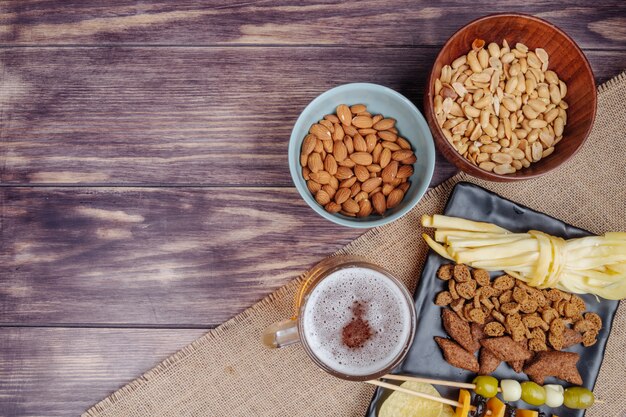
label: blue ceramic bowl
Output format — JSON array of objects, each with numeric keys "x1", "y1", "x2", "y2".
[{"x1": 289, "y1": 83, "x2": 435, "y2": 228}]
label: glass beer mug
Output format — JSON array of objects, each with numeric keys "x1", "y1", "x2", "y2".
[{"x1": 262, "y1": 256, "x2": 416, "y2": 381}]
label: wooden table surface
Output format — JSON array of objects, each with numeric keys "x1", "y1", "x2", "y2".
[{"x1": 1, "y1": 2, "x2": 624, "y2": 415}]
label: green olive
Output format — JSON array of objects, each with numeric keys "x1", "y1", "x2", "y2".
[
  {"x1": 564, "y1": 387, "x2": 595, "y2": 409},
  {"x1": 473, "y1": 376, "x2": 499, "y2": 398},
  {"x1": 520, "y1": 381, "x2": 546, "y2": 406}
]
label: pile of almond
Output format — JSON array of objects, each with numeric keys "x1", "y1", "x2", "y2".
[
  {"x1": 434, "y1": 39, "x2": 568, "y2": 175},
  {"x1": 300, "y1": 104, "x2": 416, "y2": 217}
]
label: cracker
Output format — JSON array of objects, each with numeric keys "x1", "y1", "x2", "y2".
[
  {"x1": 479, "y1": 348, "x2": 501, "y2": 375},
  {"x1": 519, "y1": 298, "x2": 538, "y2": 314},
  {"x1": 541, "y1": 308, "x2": 558, "y2": 325},
  {"x1": 451, "y1": 298, "x2": 465, "y2": 314},
  {"x1": 448, "y1": 279, "x2": 459, "y2": 299},
  {"x1": 498, "y1": 290, "x2": 513, "y2": 304},
  {"x1": 493, "y1": 275, "x2": 515, "y2": 291},
  {"x1": 469, "y1": 308, "x2": 486, "y2": 324},
  {"x1": 522, "y1": 315, "x2": 545, "y2": 329},
  {"x1": 512, "y1": 287, "x2": 529, "y2": 303},
  {"x1": 544, "y1": 288, "x2": 563, "y2": 302},
  {"x1": 584, "y1": 312, "x2": 602, "y2": 331},
  {"x1": 480, "y1": 336, "x2": 532, "y2": 361},
  {"x1": 501, "y1": 302, "x2": 520, "y2": 315},
  {"x1": 456, "y1": 281, "x2": 477, "y2": 299},
  {"x1": 562, "y1": 328, "x2": 583, "y2": 348},
  {"x1": 472, "y1": 269, "x2": 491, "y2": 287},
  {"x1": 582, "y1": 330, "x2": 598, "y2": 347},
  {"x1": 523, "y1": 351, "x2": 582, "y2": 385},
  {"x1": 434, "y1": 337, "x2": 479, "y2": 373},
  {"x1": 529, "y1": 337, "x2": 548, "y2": 352},
  {"x1": 530, "y1": 327, "x2": 546, "y2": 342},
  {"x1": 453, "y1": 264, "x2": 471, "y2": 283},
  {"x1": 435, "y1": 291, "x2": 453, "y2": 306},
  {"x1": 573, "y1": 319, "x2": 594, "y2": 333},
  {"x1": 548, "y1": 331, "x2": 564, "y2": 351},
  {"x1": 442, "y1": 309, "x2": 480, "y2": 352},
  {"x1": 437, "y1": 264, "x2": 454, "y2": 280},
  {"x1": 506, "y1": 314, "x2": 526, "y2": 343},
  {"x1": 484, "y1": 321, "x2": 506, "y2": 337}
]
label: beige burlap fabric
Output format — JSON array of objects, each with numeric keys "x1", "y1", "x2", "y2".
[{"x1": 85, "y1": 72, "x2": 626, "y2": 417}]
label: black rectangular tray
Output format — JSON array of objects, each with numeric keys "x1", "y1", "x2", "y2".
[{"x1": 366, "y1": 182, "x2": 619, "y2": 417}]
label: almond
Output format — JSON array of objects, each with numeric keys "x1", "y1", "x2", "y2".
[
  {"x1": 373, "y1": 118, "x2": 395, "y2": 131},
  {"x1": 322, "y1": 139, "x2": 333, "y2": 153},
  {"x1": 354, "y1": 165, "x2": 370, "y2": 182},
  {"x1": 371, "y1": 192, "x2": 386, "y2": 215},
  {"x1": 339, "y1": 177, "x2": 357, "y2": 188},
  {"x1": 396, "y1": 164, "x2": 414, "y2": 179},
  {"x1": 372, "y1": 143, "x2": 383, "y2": 163},
  {"x1": 365, "y1": 134, "x2": 377, "y2": 153},
  {"x1": 333, "y1": 141, "x2": 348, "y2": 162},
  {"x1": 334, "y1": 188, "x2": 350, "y2": 204},
  {"x1": 357, "y1": 199, "x2": 372, "y2": 217},
  {"x1": 401, "y1": 154, "x2": 417, "y2": 164},
  {"x1": 324, "y1": 155, "x2": 337, "y2": 175},
  {"x1": 381, "y1": 160, "x2": 398, "y2": 183},
  {"x1": 337, "y1": 158, "x2": 355, "y2": 168},
  {"x1": 324, "y1": 114, "x2": 340, "y2": 123},
  {"x1": 335, "y1": 166, "x2": 354, "y2": 180},
  {"x1": 309, "y1": 123, "x2": 331, "y2": 141},
  {"x1": 307, "y1": 152, "x2": 323, "y2": 173},
  {"x1": 397, "y1": 137, "x2": 412, "y2": 150},
  {"x1": 386, "y1": 188, "x2": 404, "y2": 209},
  {"x1": 378, "y1": 130, "x2": 397, "y2": 142},
  {"x1": 350, "y1": 104, "x2": 367, "y2": 114},
  {"x1": 358, "y1": 128, "x2": 377, "y2": 135},
  {"x1": 392, "y1": 150, "x2": 414, "y2": 161},
  {"x1": 353, "y1": 134, "x2": 367, "y2": 152},
  {"x1": 332, "y1": 124, "x2": 345, "y2": 141},
  {"x1": 361, "y1": 177, "x2": 383, "y2": 193},
  {"x1": 342, "y1": 123, "x2": 358, "y2": 136},
  {"x1": 398, "y1": 182, "x2": 410, "y2": 193},
  {"x1": 382, "y1": 183, "x2": 395, "y2": 196},
  {"x1": 309, "y1": 171, "x2": 331, "y2": 185},
  {"x1": 344, "y1": 136, "x2": 354, "y2": 154},
  {"x1": 319, "y1": 184, "x2": 333, "y2": 197},
  {"x1": 382, "y1": 141, "x2": 401, "y2": 151},
  {"x1": 315, "y1": 190, "x2": 331, "y2": 205},
  {"x1": 301, "y1": 134, "x2": 317, "y2": 156},
  {"x1": 354, "y1": 191, "x2": 369, "y2": 203},
  {"x1": 352, "y1": 115, "x2": 374, "y2": 129},
  {"x1": 342, "y1": 198, "x2": 360, "y2": 214},
  {"x1": 350, "y1": 152, "x2": 373, "y2": 166},
  {"x1": 307, "y1": 180, "x2": 321, "y2": 194},
  {"x1": 325, "y1": 202, "x2": 341, "y2": 213},
  {"x1": 336, "y1": 104, "x2": 352, "y2": 125},
  {"x1": 379, "y1": 148, "x2": 392, "y2": 169},
  {"x1": 367, "y1": 164, "x2": 381, "y2": 173},
  {"x1": 350, "y1": 183, "x2": 361, "y2": 197}
]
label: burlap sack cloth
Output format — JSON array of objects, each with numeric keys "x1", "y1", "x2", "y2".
[{"x1": 85, "y1": 73, "x2": 626, "y2": 417}]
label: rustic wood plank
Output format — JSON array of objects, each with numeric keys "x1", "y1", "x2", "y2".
[
  {"x1": 0, "y1": 186, "x2": 369, "y2": 326},
  {"x1": 1, "y1": 1, "x2": 625, "y2": 49},
  {"x1": 1, "y1": 47, "x2": 623, "y2": 186},
  {"x1": 0, "y1": 326, "x2": 207, "y2": 416}
]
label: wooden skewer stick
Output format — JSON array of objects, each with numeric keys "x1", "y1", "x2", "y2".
[
  {"x1": 382, "y1": 374, "x2": 503, "y2": 392},
  {"x1": 382, "y1": 374, "x2": 476, "y2": 389},
  {"x1": 366, "y1": 380, "x2": 476, "y2": 411}
]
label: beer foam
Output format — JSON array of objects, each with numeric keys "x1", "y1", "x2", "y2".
[{"x1": 301, "y1": 267, "x2": 414, "y2": 377}]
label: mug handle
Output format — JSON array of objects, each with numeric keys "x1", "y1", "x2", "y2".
[{"x1": 261, "y1": 318, "x2": 300, "y2": 348}]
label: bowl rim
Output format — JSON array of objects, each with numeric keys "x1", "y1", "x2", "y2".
[
  {"x1": 424, "y1": 12, "x2": 597, "y2": 182},
  {"x1": 289, "y1": 82, "x2": 435, "y2": 228}
]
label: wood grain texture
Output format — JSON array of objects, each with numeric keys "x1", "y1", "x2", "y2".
[
  {"x1": 0, "y1": 327, "x2": 207, "y2": 417},
  {"x1": 1, "y1": 1, "x2": 625, "y2": 49},
  {"x1": 0, "y1": 187, "x2": 364, "y2": 325},
  {"x1": 1, "y1": 47, "x2": 623, "y2": 186}
]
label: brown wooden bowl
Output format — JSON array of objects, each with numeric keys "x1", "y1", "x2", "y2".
[{"x1": 424, "y1": 13, "x2": 597, "y2": 181}]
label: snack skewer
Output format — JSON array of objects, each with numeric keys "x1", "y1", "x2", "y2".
[{"x1": 382, "y1": 374, "x2": 503, "y2": 392}]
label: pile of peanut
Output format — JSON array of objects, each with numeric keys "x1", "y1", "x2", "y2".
[
  {"x1": 300, "y1": 104, "x2": 416, "y2": 217},
  {"x1": 434, "y1": 39, "x2": 568, "y2": 175}
]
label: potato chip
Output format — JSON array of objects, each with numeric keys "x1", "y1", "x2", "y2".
[{"x1": 378, "y1": 381, "x2": 443, "y2": 417}]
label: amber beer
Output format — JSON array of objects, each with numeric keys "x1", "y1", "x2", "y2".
[{"x1": 263, "y1": 257, "x2": 416, "y2": 381}]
